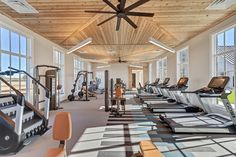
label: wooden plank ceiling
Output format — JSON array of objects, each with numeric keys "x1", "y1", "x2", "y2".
[{"x1": 0, "y1": 0, "x2": 236, "y2": 63}]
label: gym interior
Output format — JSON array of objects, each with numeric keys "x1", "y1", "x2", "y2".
[{"x1": 0, "y1": 0, "x2": 236, "y2": 157}]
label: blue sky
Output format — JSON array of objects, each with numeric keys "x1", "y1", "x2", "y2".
[
  {"x1": 1, "y1": 28, "x2": 27, "y2": 77},
  {"x1": 218, "y1": 28, "x2": 235, "y2": 46}
]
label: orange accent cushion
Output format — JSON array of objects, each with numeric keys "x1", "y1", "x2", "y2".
[
  {"x1": 44, "y1": 148, "x2": 65, "y2": 157},
  {"x1": 115, "y1": 87, "x2": 123, "y2": 98},
  {"x1": 53, "y1": 112, "x2": 72, "y2": 141},
  {"x1": 139, "y1": 140, "x2": 164, "y2": 157}
]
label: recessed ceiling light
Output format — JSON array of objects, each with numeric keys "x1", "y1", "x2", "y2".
[
  {"x1": 67, "y1": 38, "x2": 92, "y2": 54},
  {"x1": 149, "y1": 37, "x2": 175, "y2": 53},
  {"x1": 206, "y1": 0, "x2": 236, "y2": 10},
  {"x1": 129, "y1": 65, "x2": 143, "y2": 69},
  {"x1": 96, "y1": 65, "x2": 111, "y2": 69},
  {"x1": 1, "y1": 0, "x2": 39, "y2": 13}
]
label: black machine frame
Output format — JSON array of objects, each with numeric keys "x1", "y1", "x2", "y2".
[
  {"x1": 33, "y1": 65, "x2": 62, "y2": 110},
  {"x1": 68, "y1": 70, "x2": 93, "y2": 101},
  {"x1": 0, "y1": 67, "x2": 50, "y2": 154}
]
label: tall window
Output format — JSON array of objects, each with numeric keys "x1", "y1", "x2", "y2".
[
  {"x1": 96, "y1": 71, "x2": 105, "y2": 89},
  {"x1": 177, "y1": 47, "x2": 189, "y2": 79},
  {"x1": 87, "y1": 62, "x2": 92, "y2": 83},
  {"x1": 156, "y1": 57, "x2": 167, "y2": 81},
  {"x1": 74, "y1": 56, "x2": 85, "y2": 89},
  {"x1": 214, "y1": 26, "x2": 236, "y2": 106},
  {"x1": 74, "y1": 56, "x2": 84, "y2": 79},
  {"x1": 53, "y1": 48, "x2": 65, "y2": 95},
  {"x1": 148, "y1": 63, "x2": 152, "y2": 82},
  {"x1": 0, "y1": 27, "x2": 31, "y2": 97}
]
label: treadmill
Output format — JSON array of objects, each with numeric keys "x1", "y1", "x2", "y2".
[
  {"x1": 159, "y1": 77, "x2": 223, "y2": 121},
  {"x1": 146, "y1": 77, "x2": 201, "y2": 113},
  {"x1": 138, "y1": 78, "x2": 170, "y2": 100},
  {"x1": 136, "y1": 78, "x2": 161, "y2": 98},
  {"x1": 141, "y1": 77, "x2": 184, "y2": 102},
  {"x1": 163, "y1": 76, "x2": 236, "y2": 134}
]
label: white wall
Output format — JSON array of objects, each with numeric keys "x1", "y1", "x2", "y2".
[
  {"x1": 148, "y1": 14, "x2": 236, "y2": 90},
  {"x1": 0, "y1": 13, "x2": 90, "y2": 101},
  {"x1": 148, "y1": 14, "x2": 236, "y2": 116},
  {"x1": 92, "y1": 63, "x2": 129, "y2": 86},
  {"x1": 176, "y1": 14, "x2": 236, "y2": 90},
  {"x1": 150, "y1": 53, "x2": 176, "y2": 85}
]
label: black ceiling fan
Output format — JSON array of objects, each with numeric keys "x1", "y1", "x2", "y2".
[
  {"x1": 118, "y1": 57, "x2": 128, "y2": 63},
  {"x1": 85, "y1": 0, "x2": 154, "y2": 31}
]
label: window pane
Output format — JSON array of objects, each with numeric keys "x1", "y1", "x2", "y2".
[
  {"x1": 1, "y1": 53, "x2": 10, "y2": 91},
  {"x1": 225, "y1": 28, "x2": 234, "y2": 47},
  {"x1": 11, "y1": 55, "x2": 20, "y2": 78},
  {"x1": 216, "y1": 56, "x2": 225, "y2": 75},
  {"x1": 1, "y1": 53, "x2": 10, "y2": 71},
  {"x1": 217, "y1": 33, "x2": 224, "y2": 47},
  {"x1": 177, "y1": 48, "x2": 189, "y2": 78},
  {"x1": 20, "y1": 36, "x2": 27, "y2": 55},
  {"x1": 11, "y1": 32, "x2": 20, "y2": 53},
  {"x1": 60, "y1": 53, "x2": 64, "y2": 65},
  {"x1": 1, "y1": 28, "x2": 10, "y2": 51},
  {"x1": 21, "y1": 79, "x2": 27, "y2": 94},
  {"x1": 21, "y1": 57, "x2": 27, "y2": 71},
  {"x1": 225, "y1": 56, "x2": 234, "y2": 72},
  {"x1": 11, "y1": 55, "x2": 19, "y2": 69}
]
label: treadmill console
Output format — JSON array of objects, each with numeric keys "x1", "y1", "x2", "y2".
[
  {"x1": 197, "y1": 76, "x2": 230, "y2": 94},
  {"x1": 155, "y1": 78, "x2": 160, "y2": 84},
  {"x1": 163, "y1": 78, "x2": 170, "y2": 85},
  {"x1": 153, "y1": 78, "x2": 160, "y2": 86},
  {"x1": 169, "y1": 77, "x2": 189, "y2": 90},
  {"x1": 177, "y1": 77, "x2": 189, "y2": 88}
]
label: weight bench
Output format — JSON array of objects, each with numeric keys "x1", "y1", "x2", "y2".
[{"x1": 139, "y1": 140, "x2": 164, "y2": 157}]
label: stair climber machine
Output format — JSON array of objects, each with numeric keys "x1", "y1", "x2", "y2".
[
  {"x1": 0, "y1": 67, "x2": 50, "y2": 155},
  {"x1": 33, "y1": 65, "x2": 62, "y2": 110},
  {"x1": 67, "y1": 71, "x2": 94, "y2": 101}
]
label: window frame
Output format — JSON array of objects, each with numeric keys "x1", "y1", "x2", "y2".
[
  {"x1": 156, "y1": 57, "x2": 168, "y2": 81},
  {"x1": 212, "y1": 25, "x2": 236, "y2": 108},
  {"x1": 176, "y1": 47, "x2": 189, "y2": 80},
  {"x1": 149, "y1": 63, "x2": 152, "y2": 82},
  {"x1": 53, "y1": 48, "x2": 65, "y2": 95},
  {"x1": 73, "y1": 56, "x2": 85, "y2": 89},
  {"x1": 0, "y1": 26, "x2": 31, "y2": 98}
]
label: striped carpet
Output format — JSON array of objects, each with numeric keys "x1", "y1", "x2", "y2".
[{"x1": 69, "y1": 96, "x2": 236, "y2": 157}]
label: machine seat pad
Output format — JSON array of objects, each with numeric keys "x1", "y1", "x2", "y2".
[{"x1": 139, "y1": 140, "x2": 164, "y2": 157}]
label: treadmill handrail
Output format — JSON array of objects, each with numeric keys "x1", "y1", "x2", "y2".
[
  {"x1": 181, "y1": 91, "x2": 196, "y2": 94},
  {"x1": 8, "y1": 67, "x2": 50, "y2": 98}
]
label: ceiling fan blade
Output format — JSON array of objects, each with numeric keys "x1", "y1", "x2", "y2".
[
  {"x1": 116, "y1": 17, "x2": 121, "y2": 31},
  {"x1": 123, "y1": 16, "x2": 137, "y2": 29},
  {"x1": 120, "y1": 0, "x2": 126, "y2": 11},
  {"x1": 125, "y1": 0, "x2": 150, "y2": 12},
  {"x1": 126, "y1": 12, "x2": 154, "y2": 17},
  {"x1": 103, "y1": 0, "x2": 119, "y2": 12},
  {"x1": 85, "y1": 10, "x2": 116, "y2": 14},
  {"x1": 97, "y1": 15, "x2": 117, "y2": 26}
]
